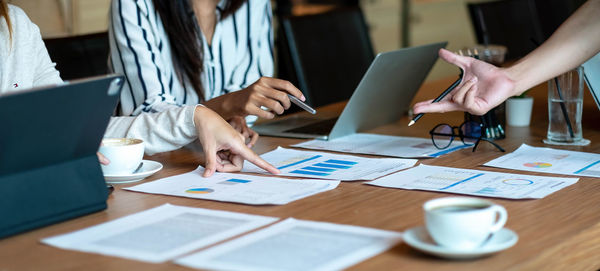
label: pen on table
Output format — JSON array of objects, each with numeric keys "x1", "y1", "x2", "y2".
[
  {"x1": 288, "y1": 94, "x2": 317, "y2": 114},
  {"x1": 408, "y1": 72, "x2": 463, "y2": 126}
]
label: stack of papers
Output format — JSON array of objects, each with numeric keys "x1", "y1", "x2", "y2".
[
  {"x1": 367, "y1": 164, "x2": 578, "y2": 199},
  {"x1": 43, "y1": 206, "x2": 403, "y2": 270},
  {"x1": 125, "y1": 168, "x2": 340, "y2": 205},
  {"x1": 484, "y1": 144, "x2": 600, "y2": 178},
  {"x1": 242, "y1": 147, "x2": 417, "y2": 180},
  {"x1": 175, "y1": 218, "x2": 403, "y2": 271},
  {"x1": 292, "y1": 133, "x2": 469, "y2": 158},
  {"x1": 42, "y1": 204, "x2": 278, "y2": 263}
]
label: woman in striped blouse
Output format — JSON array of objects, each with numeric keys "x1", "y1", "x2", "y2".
[
  {"x1": 0, "y1": 2, "x2": 278, "y2": 177},
  {"x1": 109, "y1": 0, "x2": 303, "y2": 143}
]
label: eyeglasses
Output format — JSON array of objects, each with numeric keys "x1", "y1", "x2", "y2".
[{"x1": 430, "y1": 121, "x2": 505, "y2": 152}]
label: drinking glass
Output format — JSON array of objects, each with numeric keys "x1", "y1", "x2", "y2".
[{"x1": 546, "y1": 67, "x2": 583, "y2": 143}]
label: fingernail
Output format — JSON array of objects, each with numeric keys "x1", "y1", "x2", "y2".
[
  {"x1": 470, "y1": 77, "x2": 478, "y2": 83},
  {"x1": 301, "y1": 95, "x2": 306, "y2": 101}
]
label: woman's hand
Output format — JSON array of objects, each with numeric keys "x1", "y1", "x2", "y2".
[
  {"x1": 413, "y1": 49, "x2": 518, "y2": 116},
  {"x1": 193, "y1": 106, "x2": 279, "y2": 177},
  {"x1": 228, "y1": 116, "x2": 259, "y2": 147},
  {"x1": 204, "y1": 77, "x2": 305, "y2": 120}
]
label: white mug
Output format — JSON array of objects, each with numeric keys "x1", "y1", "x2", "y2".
[
  {"x1": 424, "y1": 197, "x2": 507, "y2": 250},
  {"x1": 98, "y1": 138, "x2": 144, "y2": 175}
]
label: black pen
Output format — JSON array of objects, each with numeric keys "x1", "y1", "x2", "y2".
[
  {"x1": 288, "y1": 94, "x2": 316, "y2": 114},
  {"x1": 408, "y1": 72, "x2": 463, "y2": 126}
]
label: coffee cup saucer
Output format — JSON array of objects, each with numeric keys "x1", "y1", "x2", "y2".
[
  {"x1": 104, "y1": 160, "x2": 163, "y2": 184},
  {"x1": 403, "y1": 226, "x2": 518, "y2": 260}
]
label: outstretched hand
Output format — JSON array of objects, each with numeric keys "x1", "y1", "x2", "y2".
[
  {"x1": 193, "y1": 106, "x2": 279, "y2": 177},
  {"x1": 413, "y1": 48, "x2": 517, "y2": 116}
]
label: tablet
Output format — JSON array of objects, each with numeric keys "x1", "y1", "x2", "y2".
[{"x1": 0, "y1": 75, "x2": 123, "y2": 238}]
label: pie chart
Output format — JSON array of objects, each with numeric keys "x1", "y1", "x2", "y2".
[
  {"x1": 523, "y1": 162, "x2": 552, "y2": 168},
  {"x1": 186, "y1": 188, "x2": 214, "y2": 194}
]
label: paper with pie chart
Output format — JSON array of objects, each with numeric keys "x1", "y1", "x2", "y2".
[
  {"x1": 125, "y1": 167, "x2": 339, "y2": 205},
  {"x1": 484, "y1": 144, "x2": 600, "y2": 178},
  {"x1": 242, "y1": 147, "x2": 418, "y2": 181},
  {"x1": 366, "y1": 164, "x2": 578, "y2": 199}
]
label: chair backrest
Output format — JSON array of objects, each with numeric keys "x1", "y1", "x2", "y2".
[
  {"x1": 467, "y1": 0, "x2": 542, "y2": 60},
  {"x1": 43, "y1": 32, "x2": 109, "y2": 80},
  {"x1": 467, "y1": 0, "x2": 585, "y2": 61},
  {"x1": 277, "y1": 7, "x2": 374, "y2": 107}
]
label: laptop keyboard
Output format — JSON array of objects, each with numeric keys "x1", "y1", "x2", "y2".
[{"x1": 283, "y1": 117, "x2": 339, "y2": 135}]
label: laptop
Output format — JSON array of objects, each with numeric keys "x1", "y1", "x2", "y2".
[
  {"x1": 252, "y1": 42, "x2": 447, "y2": 140},
  {"x1": 0, "y1": 75, "x2": 123, "y2": 238},
  {"x1": 583, "y1": 52, "x2": 600, "y2": 111}
]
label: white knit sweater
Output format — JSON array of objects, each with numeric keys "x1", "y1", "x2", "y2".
[{"x1": 0, "y1": 5, "x2": 198, "y2": 155}]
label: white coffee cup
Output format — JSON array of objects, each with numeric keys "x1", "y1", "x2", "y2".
[
  {"x1": 424, "y1": 197, "x2": 507, "y2": 250},
  {"x1": 98, "y1": 138, "x2": 144, "y2": 175}
]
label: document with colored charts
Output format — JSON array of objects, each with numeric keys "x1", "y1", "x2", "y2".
[
  {"x1": 175, "y1": 218, "x2": 403, "y2": 271},
  {"x1": 366, "y1": 164, "x2": 578, "y2": 199},
  {"x1": 41, "y1": 204, "x2": 278, "y2": 263},
  {"x1": 484, "y1": 144, "x2": 600, "y2": 178},
  {"x1": 292, "y1": 133, "x2": 470, "y2": 158},
  {"x1": 242, "y1": 147, "x2": 417, "y2": 181},
  {"x1": 125, "y1": 167, "x2": 339, "y2": 205}
]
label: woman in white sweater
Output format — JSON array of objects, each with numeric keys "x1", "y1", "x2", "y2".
[
  {"x1": 109, "y1": 0, "x2": 304, "y2": 132},
  {"x1": 0, "y1": 3, "x2": 278, "y2": 177}
]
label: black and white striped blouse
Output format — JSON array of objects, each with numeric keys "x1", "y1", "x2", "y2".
[{"x1": 108, "y1": 0, "x2": 274, "y2": 116}]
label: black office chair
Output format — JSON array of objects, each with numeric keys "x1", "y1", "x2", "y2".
[
  {"x1": 467, "y1": 0, "x2": 585, "y2": 61},
  {"x1": 467, "y1": 0, "x2": 542, "y2": 60},
  {"x1": 43, "y1": 32, "x2": 109, "y2": 80},
  {"x1": 277, "y1": 7, "x2": 375, "y2": 108}
]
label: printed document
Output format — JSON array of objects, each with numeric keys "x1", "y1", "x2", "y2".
[
  {"x1": 242, "y1": 147, "x2": 417, "y2": 180},
  {"x1": 367, "y1": 164, "x2": 578, "y2": 199},
  {"x1": 484, "y1": 144, "x2": 600, "y2": 178},
  {"x1": 125, "y1": 168, "x2": 339, "y2": 205},
  {"x1": 175, "y1": 218, "x2": 402, "y2": 271},
  {"x1": 293, "y1": 133, "x2": 469, "y2": 158},
  {"x1": 41, "y1": 204, "x2": 277, "y2": 263}
]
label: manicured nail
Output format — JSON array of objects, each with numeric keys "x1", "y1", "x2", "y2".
[{"x1": 301, "y1": 95, "x2": 306, "y2": 101}]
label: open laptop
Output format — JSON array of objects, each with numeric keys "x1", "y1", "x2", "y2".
[
  {"x1": 252, "y1": 42, "x2": 447, "y2": 140},
  {"x1": 583, "y1": 52, "x2": 600, "y2": 111},
  {"x1": 0, "y1": 75, "x2": 123, "y2": 238}
]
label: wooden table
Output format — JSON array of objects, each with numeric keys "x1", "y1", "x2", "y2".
[{"x1": 2, "y1": 78, "x2": 600, "y2": 270}]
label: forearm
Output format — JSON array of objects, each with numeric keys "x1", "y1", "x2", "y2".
[
  {"x1": 506, "y1": 0, "x2": 600, "y2": 95},
  {"x1": 105, "y1": 105, "x2": 198, "y2": 155}
]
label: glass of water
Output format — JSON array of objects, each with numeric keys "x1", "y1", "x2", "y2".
[{"x1": 546, "y1": 67, "x2": 584, "y2": 143}]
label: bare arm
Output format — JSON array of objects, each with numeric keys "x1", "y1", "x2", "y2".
[
  {"x1": 507, "y1": 0, "x2": 600, "y2": 94},
  {"x1": 414, "y1": 0, "x2": 600, "y2": 115}
]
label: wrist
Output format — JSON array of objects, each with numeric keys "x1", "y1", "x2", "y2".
[
  {"x1": 504, "y1": 65, "x2": 529, "y2": 97},
  {"x1": 203, "y1": 94, "x2": 236, "y2": 120}
]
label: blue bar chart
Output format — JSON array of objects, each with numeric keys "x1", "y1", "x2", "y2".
[{"x1": 243, "y1": 147, "x2": 418, "y2": 181}]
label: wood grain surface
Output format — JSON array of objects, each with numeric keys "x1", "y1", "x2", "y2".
[{"x1": 1, "y1": 78, "x2": 599, "y2": 270}]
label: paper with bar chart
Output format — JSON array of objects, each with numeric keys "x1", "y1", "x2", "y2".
[
  {"x1": 125, "y1": 167, "x2": 340, "y2": 205},
  {"x1": 41, "y1": 204, "x2": 278, "y2": 263},
  {"x1": 484, "y1": 144, "x2": 600, "y2": 178},
  {"x1": 366, "y1": 164, "x2": 578, "y2": 199},
  {"x1": 175, "y1": 218, "x2": 403, "y2": 271},
  {"x1": 292, "y1": 133, "x2": 470, "y2": 158},
  {"x1": 242, "y1": 147, "x2": 417, "y2": 181}
]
